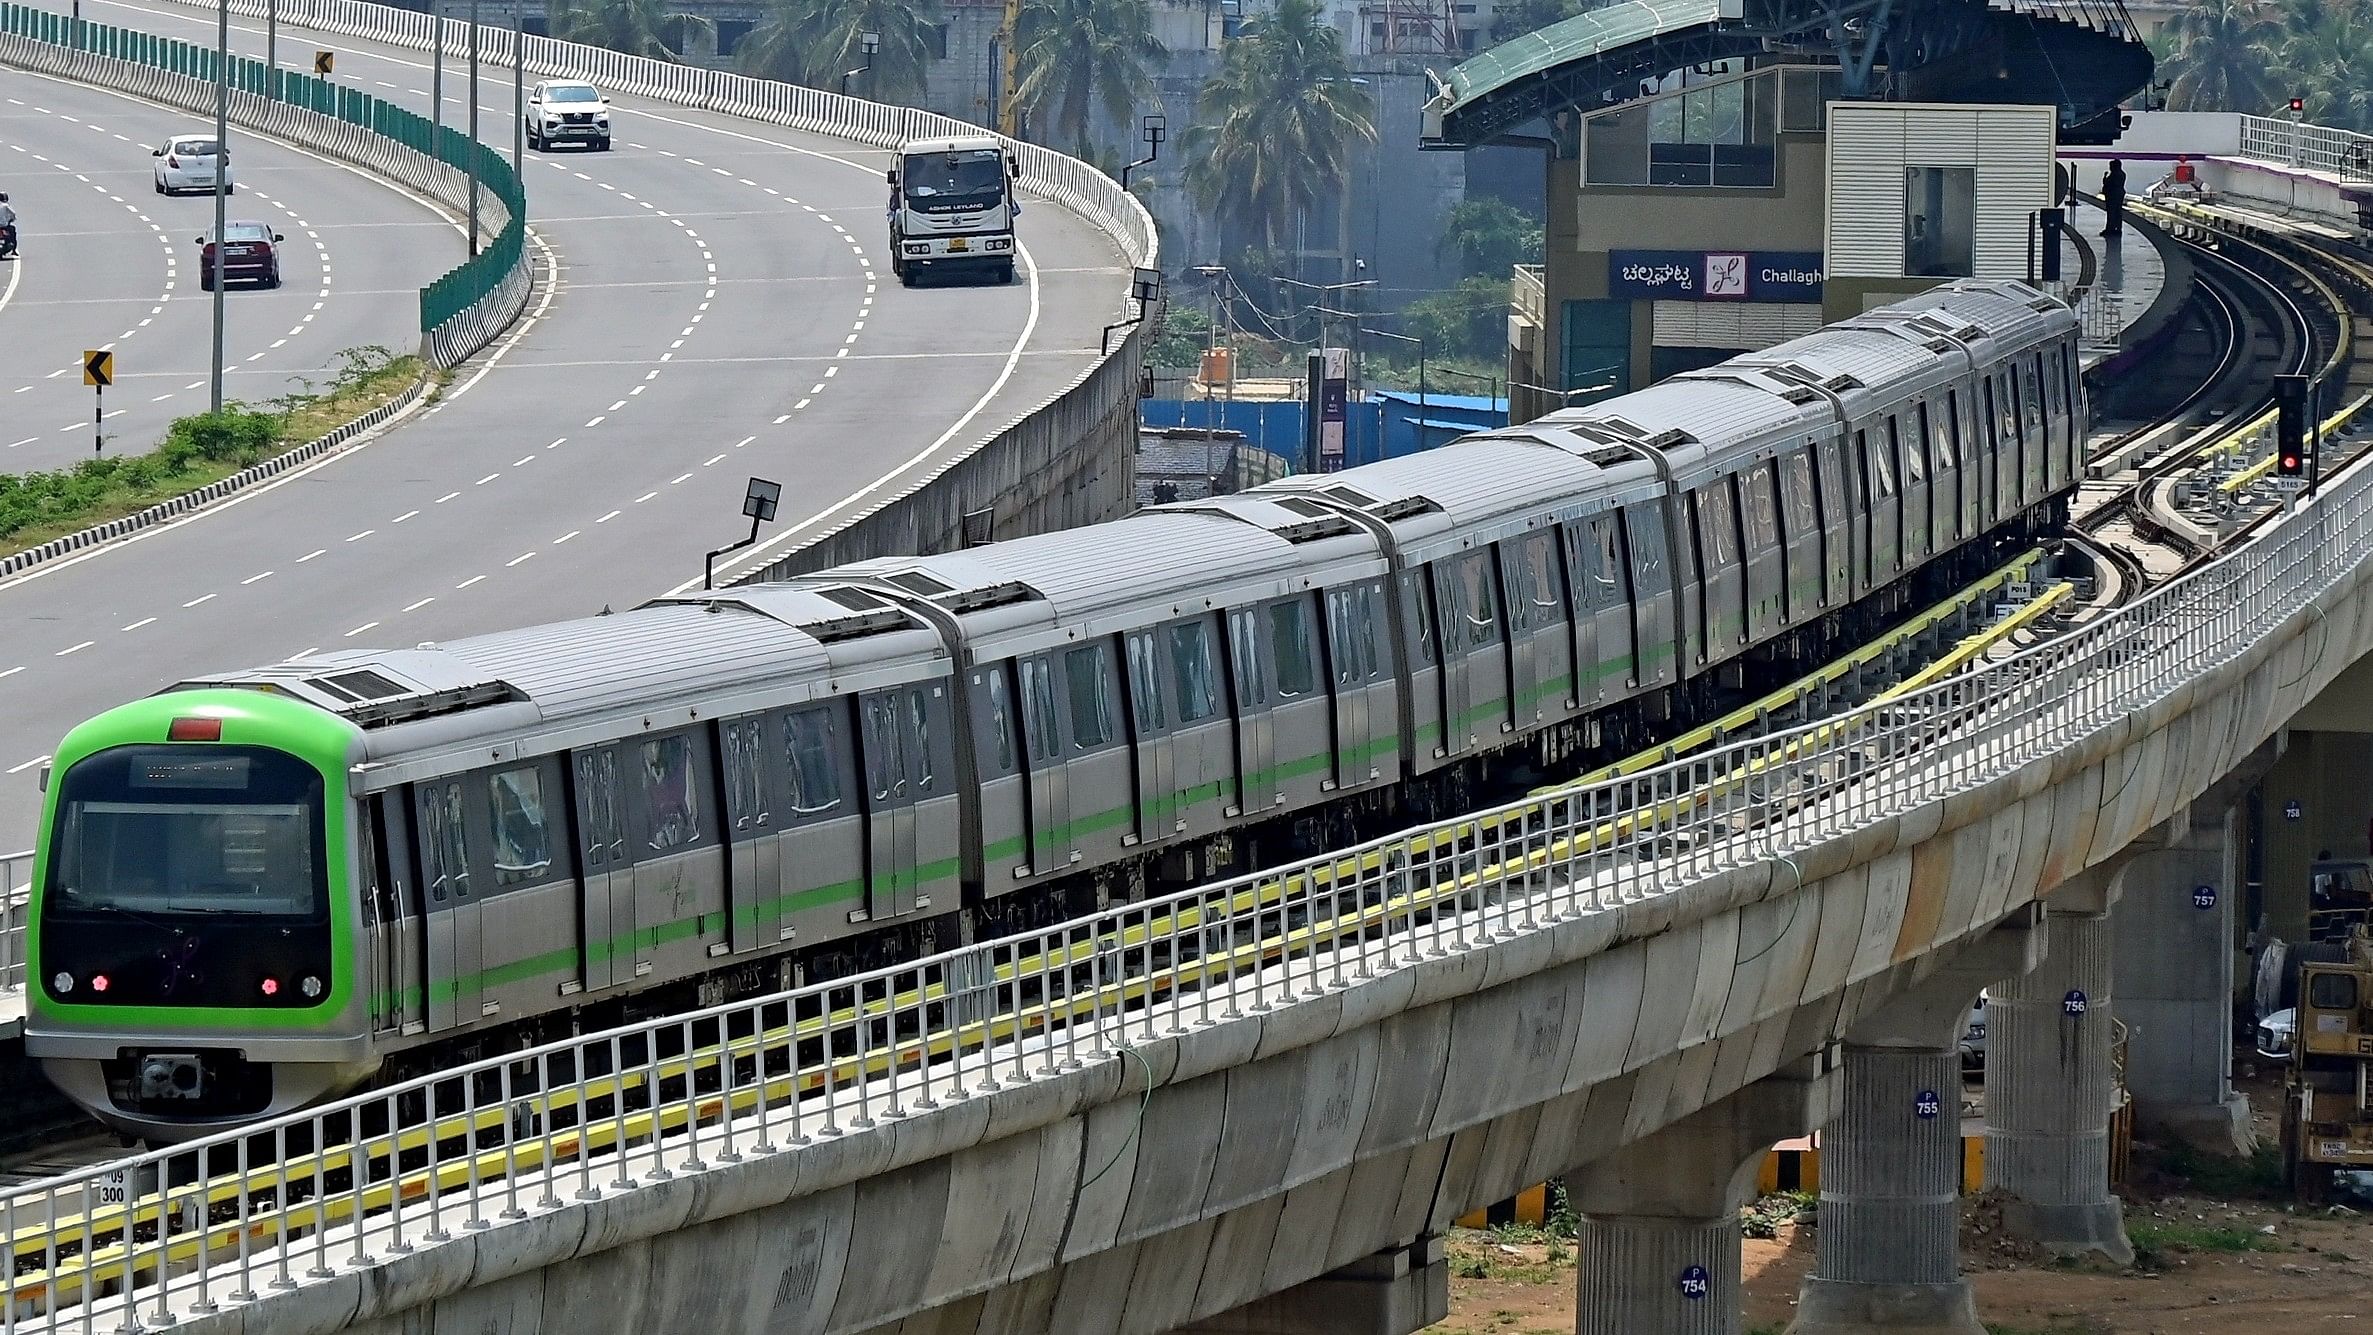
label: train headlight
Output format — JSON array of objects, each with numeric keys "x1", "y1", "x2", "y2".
[
  {"x1": 300, "y1": 975, "x2": 323, "y2": 999},
  {"x1": 51, "y1": 971, "x2": 71, "y2": 994}
]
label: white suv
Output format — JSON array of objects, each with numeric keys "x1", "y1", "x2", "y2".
[{"x1": 525, "y1": 80, "x2": 610, "y2": 152}]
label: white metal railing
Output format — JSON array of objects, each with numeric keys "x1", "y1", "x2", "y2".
[
  {"x1": 4, "y1": 341, "x2": 2373, "y2": 1326},
  {"x1": 138, "y1": 0, "x2": 1156, "y2": 270},
  {"x1": 1513, "y1": 263, "x2": 1546, "y2": 328},
  {"x1": 0, "y1": 850, "x2": 25, "y2": 995},
  {"x1": 2238, "y1": 112, "x2": 2373, "y2": 182}
]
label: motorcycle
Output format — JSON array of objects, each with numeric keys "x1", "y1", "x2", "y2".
[{"x1": 0, "y1": 224, "x2": 17, "y2": 260}]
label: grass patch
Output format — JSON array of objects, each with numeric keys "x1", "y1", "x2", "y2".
[
  {"x1": 0, "y1": 346, "x2": 425, "y2": 557},
  {"x1": 2128, "y1": 1217, "x2": 2274, "y2": 1269},
  {"x1": 2149, "y1": 1142, "x2": 2290, "y2": 1198}
]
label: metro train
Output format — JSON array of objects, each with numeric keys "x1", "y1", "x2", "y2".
[{"x1": 25, "y1": 279, "x2": 2083, "y2": 1141}]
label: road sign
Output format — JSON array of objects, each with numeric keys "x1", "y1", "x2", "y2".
[
  {"x1": 313, "y1": 50, "x2": 335, "y2": 75},
  {"x1": 82, "y1": 349, "x2": 113, "y2": 387}
]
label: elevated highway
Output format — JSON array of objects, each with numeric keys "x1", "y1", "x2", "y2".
[
  {"x1": 11, "y1": 354, "x2": 2372, "y2": 1332},
  {"x1": 0, "y1": 67, "x2": 445, "y2": 472},
  {"x1": 0, "y1": 0, "x2": 1140, "y2": 847}
]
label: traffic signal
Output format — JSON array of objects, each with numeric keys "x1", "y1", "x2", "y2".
[
  {"x1": 2039, "y1": 208, "x2": 2065, "y2": 282},
  {"x1": 2276, "y1": 374, "x2": 2309, "y2": 477},
  {"x1": 2291, "y1": 96, "x2": 2307, "y2": 113}
]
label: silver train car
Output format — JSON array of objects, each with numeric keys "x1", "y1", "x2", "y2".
[{"x1": 26, "y1": 280, "x2": 2083, "y2": 1139}]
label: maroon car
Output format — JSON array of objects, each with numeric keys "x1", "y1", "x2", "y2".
[{"x1": 197, "y1": 221, "x2": 283, "y2": 290}]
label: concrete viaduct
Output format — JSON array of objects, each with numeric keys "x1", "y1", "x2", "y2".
[{"x1": 99, "y1": 457, "x2": 2373, "y2": 1335}]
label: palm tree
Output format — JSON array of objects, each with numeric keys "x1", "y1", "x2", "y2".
[
  {"x1": 1182, "y1": 0, "x2": 1376, "y2": 251},
  {"x1": 2159, "y1": 0, "x2": 2281, "y2": 113},
  {"x1": 738, "y1": 0, "x2": 939, "y2": 104},
  {"x1": 547, "y1": 0, "x2": 713, "y2": 61},
  {"x1": 1012, "y1": 0, "x2": 1165, "y2": 153},
  {"x1": 2277, "y1": 7, "x2": 2373, "y2": 130}
]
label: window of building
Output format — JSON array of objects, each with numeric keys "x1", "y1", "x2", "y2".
[{"x1": 1905, "y1": 166, "x2": 1975, "y2": 277}]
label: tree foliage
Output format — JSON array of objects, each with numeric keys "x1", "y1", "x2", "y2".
[
  {"x1": 2154, "y1": 0, "x2": 2373, "y2": 130},
  {"x1": 1013, "y1": 0, "x2": 1165, "y2": 153},
  {"x1": 548, "y1": 0, "x2": 713, "y2": 61},
  {"x1": 1182, "y1": 0, "x2": 1376, "y2": 250},
  {"x1": 1438, "y1": 197, "x2": 1543, "y2": 278},
  {"x1": 1402, "y1": 274, "x2": 1512, "y2": 362},
  {"x1": 738, "y1": 0, "x2": 940, "y2": 103}
]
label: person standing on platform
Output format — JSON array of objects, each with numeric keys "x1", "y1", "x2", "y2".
[{"x1": 2102, "y1": 159, "x2": 2127, "y2": 241}]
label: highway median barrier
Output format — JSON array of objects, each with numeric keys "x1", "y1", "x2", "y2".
[{"x1": 0, "y1": 349, "x2": 432, "y2": 574}]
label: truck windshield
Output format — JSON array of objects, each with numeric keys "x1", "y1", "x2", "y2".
[
  {"x1": 45, "y1": 745, "x2": 326, "y2": 918},
  {"x1": 902, "y1": 149, "x2": 1007, "y2": 213}
]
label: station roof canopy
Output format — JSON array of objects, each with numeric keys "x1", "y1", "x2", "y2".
[{"x1": 1425, "y1": 0, "x2": 2153, "y2": 148}]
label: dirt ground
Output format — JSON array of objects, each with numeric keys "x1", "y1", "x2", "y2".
[{"x1": 1436, "y1": 1068, "x2": 2373, "y2": 1334}]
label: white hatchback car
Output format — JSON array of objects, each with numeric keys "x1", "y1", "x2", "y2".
[{"x1": 153, "y1": 132, "x2": 233, "y2": 195}]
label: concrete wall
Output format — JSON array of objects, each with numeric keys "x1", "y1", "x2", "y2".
[
  {"x1": 2255, "y1": 730, "x2": 2373, "y2": 942},
  {"x1": 175, "y1": 478, "x2": 2373, "y2": 1335}
]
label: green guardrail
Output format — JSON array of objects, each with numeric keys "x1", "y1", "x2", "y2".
[{"x1": 0, "y1": 1, "x2": 523, "y2": 346}]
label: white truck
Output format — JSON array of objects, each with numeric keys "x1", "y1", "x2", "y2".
[{"x1": 887, "y1": 134, "x2": 1021, "y2": 287}]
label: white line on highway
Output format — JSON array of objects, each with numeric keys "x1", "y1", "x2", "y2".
[
  {"x1": 597, "y1": 510, "x2": 620, "y2": 523},
  {"x1": 635, "y1": 491, "x2": 658, "y2": 504},
  {"x1": 703, "y1": 454, "x2": 724, "y2": 466},
  {"x1": 474, "y1": 473, "x2": 499, "y2": 486},
  {"x1": 297, "y1": 548, "x2": 326, "y2": 562},
  {"x1": 346, "y1": 529, "x2": 375, "y2": 542},
  {"x1": 456, "y1": 575, "x2": 486, "y2": 589},
  {"x1": 734, "y1": 436, "x2": 755, "y2": 449},
  {"x1": 182, "y1": 593, "x2": 215, "y2": 607},
  {"x1": 121, "y1": 617, "x2": 155, "y2": 631},
  {"x1": 670, "y1": 472, "x2": 692, "y2": 485},
  {"x1": 6, "y1": 757, "x2": 49, "y2": 776},
  {"x1": 554, "y1": 530, "x2": 579, "y2": 544},
  {"x1": 0, "y1": 667, "x2": 23, "y2": 682},
  {"x1": 506, "y1": 552, "x2": 535, "y2": 567},
  {"x1": 513, "y1": 455, "x2": 535, "y2": 467},
  {"x1": 345, "y1": 621, "x2": 379, "y2": 637},
  {"x1": 585, "y1": 416, "x2": 606, "y2": 427},
  {"x1": 241, "y1": 571, "x2": 274, "y2": 585},
  {"x1": 402, "y1": 597, "x2": 435, "y2": 612},
  {"x1": 393, "y1": 510, "x2": 419, "y2": 523},
  {"x1": 436, "y1": 491, "x2": 460, "y2": 503},
  {"x1": 54, "y1": 641, "x2": 93, "y2": 657}
]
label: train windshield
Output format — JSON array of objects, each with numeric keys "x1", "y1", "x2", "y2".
[
  {"x1": 901, "y1": 149, "x2": 1006, "y2": 213},
  {"x1": 45, "y1": 745, "x2": 326, "y2": 919}
]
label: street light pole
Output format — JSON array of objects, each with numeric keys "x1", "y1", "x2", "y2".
[
  {"x1": 467, "y1": 0, "x2": 482, "y2": 255},
  {"x1": 512, "y1": 4, "x2": 525, "y2": 177},
  {"x1": 265, "y1": 0, "x2": 278, "y2": 102},
  {"x1": 209, "y1": 0, "x2": 230, "y2": 415},
  {"x1": 430, "y1": 0, "x2": 445, "y2": 168}
]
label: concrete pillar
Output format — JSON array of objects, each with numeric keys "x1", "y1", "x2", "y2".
[
  {"x1": 2112, "y1": 805, "x2": 2254, "y2": 1156},
  {"x1": 1568, "y1": 1056, "x2": 1838, "y2": 1335},
  {"x1": 1791, "y1": 913, "x2": 2042, "y2": 1335},
  {"x1": 1172, "y1": 1237, "x2": 1447, "y2": 1335},
  {"x1": 1985, "y1": 875, "x2": 2133, "y2": 1264}
]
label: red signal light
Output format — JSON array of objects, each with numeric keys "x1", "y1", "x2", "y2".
[
  {"x1": 259, "y1": 977, "x2": 280, "y2": 998},
  {"x1": 167, "y1": 717, "x2": 223, "y2": 742},
  {"x1": 2292, "y1": 97, "x2": 2306, "y2": 113}
]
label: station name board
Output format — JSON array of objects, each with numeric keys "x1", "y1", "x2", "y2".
[{"x1": 1608, "y1": 250, "x2": 1825, "y2": 303}]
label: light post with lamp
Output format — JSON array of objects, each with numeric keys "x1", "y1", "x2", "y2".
[
  {"x1": 841, "y1": 31, "x2": 879, "y2": 97},
  {"x1": 1122, "y1": 113, "x2": 1165, "y2": 189}
]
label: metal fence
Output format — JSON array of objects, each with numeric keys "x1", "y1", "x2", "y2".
[
  {"x1": 0, "y1": 2, "x2": 529, "y2": 369},
  {"x1": 0, "y1": 850, "x2": 25, "y2": 997},
  {"x1": 2239, "y1": 112, "x2": 2373, "y2": 181},
  {"x1": 6, "y1": 319, "x2": 2373, "y2": 1327}
]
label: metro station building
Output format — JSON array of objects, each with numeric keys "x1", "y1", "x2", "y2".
[{"x1": 1422, "y1": 0, "x2": 2152, "y2": 422}]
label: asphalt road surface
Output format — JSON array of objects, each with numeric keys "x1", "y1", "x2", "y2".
[{"x1": 0, "y1": 0, "x2": 1130, "y2": 848}]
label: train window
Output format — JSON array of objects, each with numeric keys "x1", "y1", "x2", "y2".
[
  {"x1": 1626, "y1": 506, "x2": 1668, "y2": 594},
  {"x1": 1269, "y1": 599, "x2": 1318, "y2": 697},
  {"x1": 1779, "y1": 459, "x2": 1815, "y2": 539},
  {"x1": 1746, "y1": 464, "x2": 1781, "y2": 546},
  {"x1": 1227, "y1": 609, "x2": 1266, "y2": 706},
  {"x1": 1566, "y1": 518, "x2": 1618, "y2": 612},
  {"x1": 783, "y1": 708, "x2": 844, "y2": 813},
  {"x1": 721, "y1": 719, "x2": 768, "y2": 825},
  {"x1": 905, "y1": 690, "x2": 936, "y2": 792},
  {"x1": 1448, "y1": 553, "x2": 1500, "y2": 651},
  {"x1": 1520, "y1": 533, "x2": 1562, "y2": 625},
  {"x1": 1066, "y1": 644, "x2": 1117, "y2": 748},
  {"x1": 1124, "y1": 633, "x2": 1167, "y2": 733},
  {"x1": 417, "y1": 781, "x2": 469, "y2": 903},
  {"x1": 2061, "y1": 346, "x2": 2077, "y2": 421},
  {"x1": 1020, "y1": 657, "x2": 1062, "y2": 758},
  {"x1": 488, "y1": 766, "x2": 553, "y2": 887},
  {"x1": 1355, "y1": 586, "x2": 1383, "y2": 677},
  {"x1": 1700, "y1": 484, "x2": 1739, "y2": 564},
  {"x1": 1168, "y1": 621, "x2": 1220, "y2": 722},
  {"x1": 978, "y1": 670, "x2": 1018, "y2": 773},
  {"x1": 640, "y1": 734, "x2": 705, "y2": 851},
  {"x1": 1403, "y1": 576, "x2": 1437, "y2": 667},
  {"x1": 862, "y1": 696, "x2": 904, "y2": 801},
  {"x1": 1324, "y1": 588, "x2": 1373, "y2": 684},
  {"x1": 1867, "y1": 430, "x2": 1897, "y2": 498},
  {"x1": 1924, "y1": 400, "x2": 1952, "y2": 468},
  {"x1": 1896, "y1": 417, "x2": 1925, "y2": 484}
]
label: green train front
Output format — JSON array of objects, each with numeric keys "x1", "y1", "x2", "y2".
[{"x1": 27, "y1": 690, "x2": 370, "y2": 1142}]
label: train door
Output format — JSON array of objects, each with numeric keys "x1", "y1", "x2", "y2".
[
  {"x1": 1563, "y1": 518, "x2": 1613, "y2": 703},
  {"x1": 1777, "y1": 456, "x2": 1819, "y2": 624},
  {"x1": 1123, "y1": 631, "x2": 1178, "y2": 841},
  {"x1": 719, "y1": 715, "x2": 777, "y2": 955},
  {"x1": 1811, "y1": 437, "x2": 1851, "y2": 607},
  {"x1": 1324, "y1": 585, "x2": 1376, "y2": 783},
  {"x1": 570, "y1": 746, "x2": 633, "y2": 992},
  {"x1": 1897, "y1": 415, "x2": 1931, "y2": 565},
  {"x1": 1429, "y1": 559, "x2": 1475, "y2": 754},
  {"x1": 858, "y1": 688, "x2": 925, "y2": 920},
  {"x1": 363, "y1": 796, "x2": 424, "y2": 1036},
  {"x1": 1623, "y1": 505, "x2": 1677, "y2": 690},
  {"x1": 413, "y1": 778, "x2": 479, "y2": 1029},
  {"x1": 1016, "y1": 655, "x2": 1072, "y2": 875},
  {"x1": 1497, "y1": 542, "x2": 1541, "y2": 725},
  {"x1": 1226, "y1": 605, "x2": 1280, "y2": 810}
]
